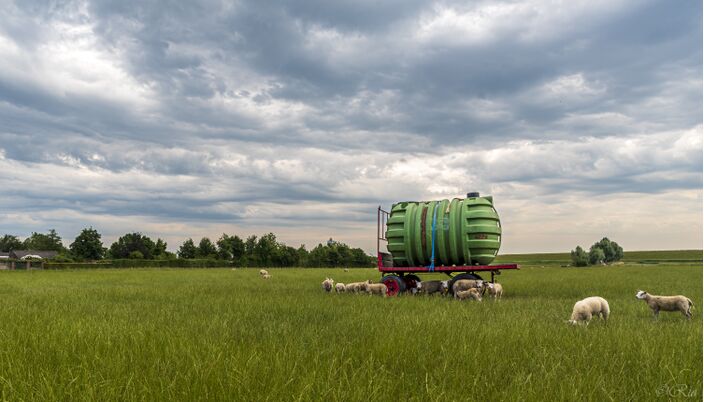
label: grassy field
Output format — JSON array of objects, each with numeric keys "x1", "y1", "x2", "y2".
[{"x1": 0, "y1": 253, "x2": 700, "y2": 401}]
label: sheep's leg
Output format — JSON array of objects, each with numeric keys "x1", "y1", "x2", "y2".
[{"x1": 653, "y1": 309, "x2": 659, "y2": 319}]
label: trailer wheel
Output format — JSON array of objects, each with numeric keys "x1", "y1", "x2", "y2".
[
  {"x1": 382, "y1": 275, "x2": 405, "y2": 296},
  {"x1": 448, "y1": 273, "x2": 484, "y2": 295},
  {"x1": 403, "y1": 275, "x2": 421, "y2": 293}
]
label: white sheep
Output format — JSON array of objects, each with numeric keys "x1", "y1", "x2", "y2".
[
  {"x1": 335, "y1": 283, "x2": 346, "y2": 293},
  {"x1": 455, "y1": 288, "x2": 482, "y2": 301},
  {"x1": 366, "y1": 283, "x2": 388, "y2": 297},
  {"x1": 452, "y1": 279, "x2": 484, "y2": 294},
  {"x1": 635, "y1": 290, "x2": 693, "y2": 319},
  {"x1": 345, "y1": 281, "x2": 370, "y2": 293},
  {"x1": 259, "y1": 269, "x2": 269, "y2": 276},
  {"x1": 568, "y1": 296, "x2": 609, "y2": 325},
  {"x1": 321, "y1": 278, "x2": 334, "y2": 292},
  {"x1": 483, "y1": 282, "x2": 503, "y2": 300},
  {"x1": 262, "y1": 274, "x2": 272, "y2": 279}
]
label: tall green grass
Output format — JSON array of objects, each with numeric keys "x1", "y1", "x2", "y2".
[{"x1": 0, "y1": 262, "x2": 699, "y2": 401}]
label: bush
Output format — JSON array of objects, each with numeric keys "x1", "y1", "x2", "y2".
[
  {"x1": 570, "y1": 246, "x2": 589, "y2": 267},
  {"x1": 571, "y1": 237, "x2": 624, "y2": 267}
]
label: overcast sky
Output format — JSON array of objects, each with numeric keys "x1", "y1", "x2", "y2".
[{"x1": 0, "y1": 0, "x2": 701, "y2": 254}]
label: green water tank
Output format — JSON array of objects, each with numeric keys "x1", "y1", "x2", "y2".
[{"x1": 385, "y1": 193, "x2": 501, "y2": 267}]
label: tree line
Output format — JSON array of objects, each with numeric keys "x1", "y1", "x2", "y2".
[{"x1": 0, "y1": 229, "x2": 374, "y2": 268}]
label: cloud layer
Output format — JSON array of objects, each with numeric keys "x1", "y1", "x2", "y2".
[{"x1": 0, "y1": 0, "x2": 701, "y2": 253}]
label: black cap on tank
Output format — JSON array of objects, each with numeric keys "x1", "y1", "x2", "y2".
[{"x1": 467, "y1": 192, "x2": 480, "y2": 198}]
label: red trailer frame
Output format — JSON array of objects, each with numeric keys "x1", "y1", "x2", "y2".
[{"x1": 377, "y1": 206, "x2": 519, "y2": 295}]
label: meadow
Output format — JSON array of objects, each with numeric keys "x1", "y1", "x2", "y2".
[{"x1": 0, "y1": 253, "x2": 700, "y2": 401}]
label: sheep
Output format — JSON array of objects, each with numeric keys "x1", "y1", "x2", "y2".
[
  {"x1": 567, "y1": 296, "x2": 609, "y2": 325},
  {"x1": 414, "y1": 280, "x2": 449, "y2": 295},
  {"x1": 635, "y1": 290, "x2": 693, "y2": 319},
  {"x1": 345, "y1": 281, "x2": 370, "y2": 293},
  {"x1": 452, "y1": 279, "x2": 484, "y2": 294},
  {"x1": 366, "y1": 283, "x2": 388, "y2": 297},
  {"x1": 262, "y1": 274, "x2": 272, "y2": 279},
  {"x1": 335, "y1": 283, "x2": 346, "y2": 293},
  {"x1": 455, "y1": 288, "x2": 482, "y2": 301},
  {"x1": 321, "y1": 278, "x2": 334, "y2": 292},
  {"x1": 483, "y1": 282, "x2": 503, "y2": 300},
  {"x1": 343, "y1": 268, "x2": 350, "y2": 272},
  {"x1": 259, "y1": 269, "x2": 269, "y2": 276},
  {"x1": 358, "y1": 280, "x2": 373, "y2": 292}
]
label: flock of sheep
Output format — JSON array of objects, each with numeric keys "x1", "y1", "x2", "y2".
[
  {"x1": 319, "y1": 275, "x2": 694, "y2": 324},
  {"x1": 568, "y1": 291, "x2": 694, "y2": 325},
  {"x1": 320, "y1": 277, "x2": 504, "y2": 301},
  {"x1": 258, "y1": 269, "x2": 695, "y2": 324}
]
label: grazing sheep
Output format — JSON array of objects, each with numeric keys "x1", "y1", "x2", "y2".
[
  {"x1": 455, "y1": 288, "x2": 482, "y2": 301},
  {"x1": 335, "y1": 283, "x2": 346, "y2": 293},
  {"x1": 345, "y1": 281, "x2": 370, "y2": 293},
  {"x1": 259, "y1": 269, "x2": 269, "y2": 276},
  {"x1": 636, "y1": 290, "x2": 693, "y2": 319},
  {"x1": 414, "y1": 280, "x2": 448, "y2": 295},
  {"x1": 483, "y1": 282, "x2": 503, "y2": 300},
  {"x1": 568, "y1": 296, "x2": 609, "y2": 325},
  {"x1": 262, "y1": 274, "x2": 272, "y2": 279},
  {"x1": 321, "y1": 278, "x2": 334, "y2": 292},
  {"x1": 367, "y1": 283, "x2": 388, "y2": 297},
  {"x1": 452, "y1": 279, "x2": 484, "y2": 293},
  {"x1": 343, "y1": 268, "x2": 349, "y2": 272}
]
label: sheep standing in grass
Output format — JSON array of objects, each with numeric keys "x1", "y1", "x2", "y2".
[
  {"x1": 335, "y1": 283, "x2": 346, "y2": 293},
  {"x1": 367, "y1": 283, "x2": 388, "y2": 297},
  {"x1": 635, "y1": 290, "x2": 693, "y2": 320},
  {"x1": 483, "y1": 282, "x2": 503, "y2": 300},
  {"x1": 321, "y1": 278, "x2": 334, "y2": 292},
  {"x1": 345, "y1": 281, "x2": 370, "y2": 293},
  {"x1": 568, "y1": 297, "x2": 609, "y2": 325},
  {"x1": 455, "y1": 288, "x2": 482, "y2": 301},
  {"x1": 262, "y1": 274, "x2": 272, "y2": 279},
  {"x1": 259, "y1": 269, "x2": 269, "y2": 276},
  {"x1": 452, "y1": 279, "x2": 483, "y2": 294},
  {"x1": 414, "y1": 280, "x2": 448, "y2": 295}
]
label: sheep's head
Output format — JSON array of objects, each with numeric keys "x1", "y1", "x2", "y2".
[
  {"x1": 415, "y1": 282, "x2": 422, "y2": 289},
  {"x1": 440, "y1": 281, "x2": 448, "y2": 291},
  {"x1": 486, "y1": 283, "x2": 495, "y2": 290},
  {"x1": 635, "y1": 290, "x2": 648, "y2": 299}
]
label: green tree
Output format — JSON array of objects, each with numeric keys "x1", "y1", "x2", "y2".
[
  {"x1": 108, "y1": 233, "x2": 156, "y2": 259},
  {"x1": 128, "y1": 250, "x2": 144, "y2": 259},
  {"x1": 297, "y1": 245, "x2": 309, "y2": 267},
  {"x1": 178, "y1": 238, "x2": 197, "y2": 259},
  {"x1": 23, "y1": 229, "x2": 65, "y2": 252},
  {"x1": 255, "y1": 233, "x2": 278, "y2": 266},
  {"x1": 592, "y1": 237, "x2": 624, "y2": 263},
  {"x1": 588, "y1": 246, "x2": 606, "y2": 265},
  {"x1": 69, "y1": 227, "x2": 104, "y2": 260},
  {"x1": 197, "y1": 237, "x2": 217, "y2": 258},
  {"x1": 0, "y1": 235, "x2": 23, "y2": 252},
  {"x1": 570, "y1": 246, "x2": 589, "y2": 267},
  {"x1": 154, "y1": 239, "x2": 168, "y2": 256},
  {"x1": 244, "y1": 235, "x2": 258, "y2": 265}
]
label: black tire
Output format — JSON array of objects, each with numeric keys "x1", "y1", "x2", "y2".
[
  {"x1": 448, "y1": 273, "x2": 483, "y2": 295},
  {"x1": 403, "y1": 274, "x2": 422, "y2": 293}
]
